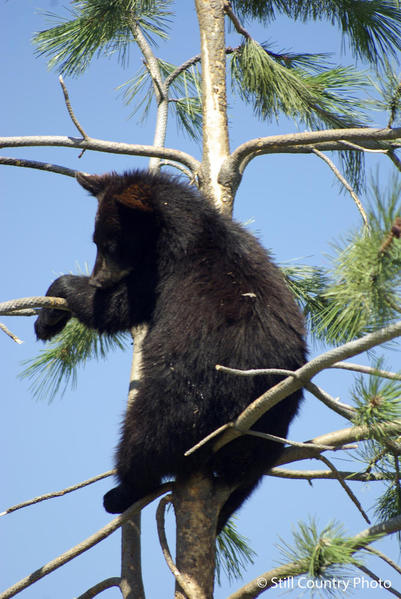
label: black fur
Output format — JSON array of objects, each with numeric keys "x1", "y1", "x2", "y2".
[{"x1": 35, "y1": 170, "x2": 306, "y2": 531}]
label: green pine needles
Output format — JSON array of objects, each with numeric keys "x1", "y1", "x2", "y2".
[
  {"x1": 216, "y1": 519, "x2": 256, "y2": 585},
  {"x1": 277, "y1": 519, "x2": 377, "y2": 595},
  {"x1": 230, "y1": 39, "x2": 367, "y2": 129},
  {"x1": 33, "y1": 0, "x2": 172, "y2": 76},
  {"x1": 20, "y1": 319, "x2": 128, "y2": 402},
  {"x1": 351, "y1": 360, "x2": 401, "y2": 436},
  {"x1": 232, "y1": 0, "x2": 401, "y2": 66},
  {"x1": 295, "y1": 176, "x2": 401, "y2": 345}
]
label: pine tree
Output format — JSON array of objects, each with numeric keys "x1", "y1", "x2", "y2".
[{"x1": 3, "y1": 1, "x2": 401, "y2": 598}]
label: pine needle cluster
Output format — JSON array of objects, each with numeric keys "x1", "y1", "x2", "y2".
[
  {"x1": 33, "y1": 0, "x2": 172, "y2": 76},
  {"x1": 231, "y1": 0, "x2": 401, "y2": 66},
  {"x1": 120, "y1": 58, "x2": 202, "y2": 139},
  {"x1": 230, "y1": 39, "x2": 367, "y2": 130},
  {"x1": 216, "y1": 519, "x2": 256, "y2": 585},
  {"x1": 284, "y1": 176, "x2": 401, "y2": 346},
  {"x1": 20, "y1": 319, "x2": 127, "y2": 402},
  {"x1": 351, "y1": 360, "x2": 401, "y2": 438},
  {"x1": 277, "y1": 519, "x2": 375, "y2": 595}
]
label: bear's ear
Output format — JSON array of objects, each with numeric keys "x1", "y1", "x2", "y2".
[
  {"x1": 76, "y1": 172, "x2": 106, "y2": 196},
  {"x1": 114, "y1": 183, "x2": 153, "y2": 213}
]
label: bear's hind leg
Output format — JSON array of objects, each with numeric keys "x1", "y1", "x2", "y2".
[{"x1": 216, "y1": 479, "x2": 261, "y2": 533}]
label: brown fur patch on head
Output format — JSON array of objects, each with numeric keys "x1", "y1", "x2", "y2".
[{"x1": 114, "y1": 183, "x2": 153, "y2": 212}]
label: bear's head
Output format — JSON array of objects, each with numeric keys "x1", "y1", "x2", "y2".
[{"x1": 76, "y1": 171, "x2": 157, "y2": 289}]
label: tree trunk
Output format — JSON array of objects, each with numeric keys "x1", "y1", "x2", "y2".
[
  {"x1": 195, "y1": 0, "x2": 232, "y2": 213},
  {"x1": 120, "y1": 326, "x2": 148, "y2": 599},
  {"x1": 173, "y1": 472, "x2": 228, "y2": 599}
]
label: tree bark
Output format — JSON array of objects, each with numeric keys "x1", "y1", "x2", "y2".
[
  {"x1": 120, "y1": 326, "x2": 148, "y2": 599},
  {"x1": 173, "y1": 472, "x2": 228, "y2": 599},
  {"x1": 194, "y1": 0, "x2": 232, "y2": 213}
]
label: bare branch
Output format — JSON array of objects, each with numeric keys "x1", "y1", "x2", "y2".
[
  {"x1": 0, "y1": 322, "x2": 23, "y2": 344},
  {"x1": 227, "y1": 560, "x2": 309, "y2": 599},
  {"x1": 338, "y1": 140, "x2": 388, "y2": 153},
  {"x1": 0, "y1": 470, "x2": 115, "y2": 517},
  {"x1": 331, "y1": 361, "x2": 401, "y2": 381},
  {"x1": 219, "y1": 126, "x2": 401, "y2": 187},
  {"x1": 0, "y1": 484, "x2": 171, "y2": 599},
  {"x1": 75, "y1": 577, "x2": 122, "y2": 599},
  {"x1": 243, "y1": 429, "x2": 350, "y2": 452},
  {"x1": 215, "y1": 365, "x2": 295, "y2": 377},
  {"x1": 160, "y1": 159, "x2": 194, "y2": 180},
  {"x1": 213, "y1": 319, "x2": 401, "y2": 454},
  {"x1": 305, "y1": 381, "x2": 355, "y2": 420},
  {"x1": 0, "y1": 296, "x2": 69, "y2": 316},
  {"x1": 128, "y1": 19, "x2": 168, "y2": 172},
  {"x1": 356, "y1": 513, "x2": 401, "y2": 541},
  {"x1": 165, "y1": 54, "x2": 201, "y2": 88},
  {"x1": 268, "y1": 468, "x2": 396, "y2": 481},
  {"x1": 388, "y1": 149, "x2": 401, "y2": 173},
  {"x1": 229, "y1": 513, "x2": 401, "y2": 599},
  {"x1": 224, "y1": 0, "x2": 251, "y2": 39},
  {"x1": 58, "y1": 75, "x2": 89, "y2": 141},
  {"x1": 0, "y1": 156, "x2": 78, "y2": 177},
  {"x1": 311, "y1": 147, "x2": 368, "y2": 227},
  {"x1": 216, "y1": 364, "x2": 355, "y2": 420},
  {"x1": 364, "y1": 546, "x2": 401, "y2": 576},
  {"x1": 356, "y1": 565, "x2": 401, "y2": 598},
  {"x1": 276, "y1": 420, "x2": 401, "y2": 467},
  {"x1": 187, "y1": 321, "x2": 401, "y2": 463},
  {"x1": 156, "y1": 495, "x2": 200, "y2": 599},
  {"x1": 0, "y1": 136, "x2": 200, "y2": 174},
  {"x1": 318, "y1": 455, "x2": 371, "y2": 524}
]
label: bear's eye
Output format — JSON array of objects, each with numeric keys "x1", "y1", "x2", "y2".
[{"x1": 101, "y1": 241, "x2": 119, "y2": 258}]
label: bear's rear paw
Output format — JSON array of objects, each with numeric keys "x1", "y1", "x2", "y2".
[{"x1": 103, "y1": 485, "x2": 137, "y2": 514}]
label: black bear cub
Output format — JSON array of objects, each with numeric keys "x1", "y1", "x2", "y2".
[{"x1": 35, "y1": 170, "x2": 306, "y2": 531}]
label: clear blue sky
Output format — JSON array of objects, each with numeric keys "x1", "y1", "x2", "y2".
[{"x1": 1, "y1": 2, "x2": 400, "y2": 598}]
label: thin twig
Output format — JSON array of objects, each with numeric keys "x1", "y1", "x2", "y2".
[
  {"x1": 223, "y1": 0, "x2": 251, "y2": 39},
  {"x1": 318, "y1": 455, "x2": 371, "y2": 524},
  {"x1": 165, "y1": 53, "x2": 201, "y2": 88},
  {"x1": 276, "y1": 420, "x2": 401, "y2": 468},
  {"x1": 305, "y1": 381, "x2": 356, "y2": 420},
  {"x1": 159, "y1": 159, "x2": 194, "y2": 180},
  {"x1": 0, "y1": 156, "x2": 77, "y2": 177},
  {"x1": 338, "y1": 139, "x2": 388, "y2": 153},
  {"x1": 0, "y1": 470, "x2": 115, "y2": 517},
  {"x1": 75, "y1": 577, "x2": 121, "y2": 599},
  {"x1": 0, "y1": 484, "x2": 171, "y2": 599},
  {"x1": 213, "y1": 319, "x2": 401, "y2": 455},
  {"x1": 59, "y1": 75, "x2": 89, "y2": 140},
  {"x1": 331, "y1": 361, "x2": 401, "y2": 381},
  {"x1": 243, "y1": 429, "x2": 349, "y2": 452},
  {"x1": 184, "y1": 423, "x2": 233, "y2": 457},
  {"x1": 156, "y1": 495, "x2": 199, "y2": 599},
  {"x1": 216, "y1": 363, "x2": 355, "y2": 419},
  {"x1": 268, "y1": 468, "x2": 395, "y2": 481},
  {"x1": 311, "y1": 147, "x2": 368, "y2": 227},
  {"x1": 388, "y1": 149, "x2": 401, "y2": 173},
  {"x1": 215, "y1": 365, "x2": 297, "y2": 377},
  {"x1": 356, "y1": 565, "x2": 401, "y2": 598},
  {"x1": 0, "y1": 322, "x2": 23, "y2": 344},
  {"x1": 363, "y1": 546, "x2": 401, "y2": 576}
]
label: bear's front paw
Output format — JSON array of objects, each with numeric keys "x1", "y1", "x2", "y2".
[
  {"x1": 34, "y1": 309, "x2": 71, "y2": 340},
  {"x1": 103, "y1": 485, "x2": 136, "y2": 514}
]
